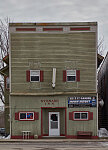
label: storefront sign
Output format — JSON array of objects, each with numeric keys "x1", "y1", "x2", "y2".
[
  {"x1": 41, "y1": 99, "x2": 59, "y2": 105},
  {"x1": 68, "y1": 96, "x2": 96, "y2": 108}
]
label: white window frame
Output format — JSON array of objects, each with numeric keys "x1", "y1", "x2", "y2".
[
  {"x1": 74, "y1": 112, "x2": 88, "y2": 120},
  {"x1": 19, "y1": 112, "x2": 34, "y2": 121},
  {"x1": 66, "y1": 70, "x2": 76, "y2": 82},
  {"x1": 30, "y1": 70, "x2": 40, "y2": 82}
]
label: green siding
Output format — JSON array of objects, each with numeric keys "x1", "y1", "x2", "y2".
[
  {"x1": 10, "y1": 32, "x2": 96, "y2": 93},
  {"x1": 11, "y1": 95, "x2": 97, "y2": 136}
]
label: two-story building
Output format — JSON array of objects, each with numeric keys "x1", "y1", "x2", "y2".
[
  {"x1": 98, "y1": 52, "x2": 108, "y2": 130},
  {"x1": 0, "y1": 54, "x2": 10, "y2": 135},
  {"x1": 9, "y1": 22, "x2": 98, "y2": 139}
]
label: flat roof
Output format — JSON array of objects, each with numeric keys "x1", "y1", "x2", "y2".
[{"x1": 9, "y1": 22, "x2": 97, "y2": 27}]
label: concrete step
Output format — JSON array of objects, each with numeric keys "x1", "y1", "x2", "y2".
[{"x1": 42, "y1": 136, "x2": 66, "y2": 139}]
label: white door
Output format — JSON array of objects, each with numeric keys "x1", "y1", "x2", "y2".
[{"x1": 49, "y1": 112, "x2": 60, "y2": 136}]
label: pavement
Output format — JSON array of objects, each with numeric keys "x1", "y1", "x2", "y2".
[
  {"x1": 0, "y1": 139, "x2": 108, "y2": 150},
  {"x1": 0, "y1": 138, "x2": 108, "y2": 143},
  {"x1": 0, "y1": 138, "x2": 108, "y2": 150}
]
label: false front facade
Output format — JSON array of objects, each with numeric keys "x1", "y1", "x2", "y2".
[{"x1": 9, "y1": 22, "x2": 98, "y2": 139}]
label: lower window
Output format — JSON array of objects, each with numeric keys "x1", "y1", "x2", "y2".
[
  {"x1": 19, "y1": 112, "x2": 34, "y2": 120},
  {"x1": 74, "y1": 112, "x2": 88, "y2": 120}
]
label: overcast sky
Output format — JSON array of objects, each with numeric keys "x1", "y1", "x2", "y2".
[{"x1": 0, "y1": 0, "x2": 108, "y2": 55}]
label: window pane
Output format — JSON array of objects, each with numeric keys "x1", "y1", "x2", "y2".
[
  {"x1": 20, "y1": 113, "x2": 26, "y2": 119},
  {"x1": 51, "y1": 114, "x2": 58, "y2": 121},
  {"x1": 31, "y1": 76, "x2": 39, "y2": 81},
  {"x1": 67, "y1": 76, "x2": 76, "y2": 81},
  {"x1": 27, "y1": 113, "x2": 33, "y2": 119},
  {"x1": 81, "y1": 113, "x2": 88, "y2": 119},
  {"x1": 74, "y1": 113, "x2": 80, "y2": 119},
  {"x1": 51, "y1": 122, "x2": 58, "y2": 129},
  {"x1": 31, "y1": 70, "x2": 40, "y2": 76},
  {"x1": 67, "y1": 70, "x2": 76, "y2": 76},
  {"x1": 6, "y1": 77, "x2": 10, "y2": 89}
]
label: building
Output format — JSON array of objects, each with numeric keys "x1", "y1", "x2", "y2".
[
  {"x1": 0, "y1": 111, "x2": 5, "y2": 128},
  {"x1": 9, "y1": 22, "x2": 98, "y2": 139},
  {"x1": 98, "y1": 52, "x2": 108, "y2": 130},
  {"x1": 0, "y1": 55, "x2": 10, "y2": 134}
]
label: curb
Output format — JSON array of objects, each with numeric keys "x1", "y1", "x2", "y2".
[{"x1": 0, "y1": 139, "x2": 108, "y2": 143}]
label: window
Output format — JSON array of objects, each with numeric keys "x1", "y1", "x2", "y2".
[
  {"x1": 63, "y1": 70, "x2": 80, "y2": 82},
  {"x1": 6, "y1": 77, "x2": 9, "y2": 89},
  {"x1": 26, "y1": 70, "x2": 44, "y2": 82},
  {"x1": 67, "y1": 70, "x2": 76, "y2": 82},
  {"x1": 74, "y1": 112, "x2": 88, "y2": 120},
  {"x1": 30, "y1": 70, "x2": 40, "y2": 82},
  {"x1": 69, "y1": 111, "x2": 93, "y2": 121},
  {"x1": 19, "y1": 112, "x2": 34, "y2": 120}
]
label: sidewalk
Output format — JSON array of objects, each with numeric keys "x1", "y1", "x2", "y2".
[{"x1": 0, "y1": 138, "x2": 108, "y2": 143}]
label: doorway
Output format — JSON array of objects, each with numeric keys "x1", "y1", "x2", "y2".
[{"x1": 49, "y1": 112, "x2": 60, "y2": 136}]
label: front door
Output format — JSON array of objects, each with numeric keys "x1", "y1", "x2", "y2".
[{"x1": 49, "y1": 112, "x2": 60, "y2": 136}]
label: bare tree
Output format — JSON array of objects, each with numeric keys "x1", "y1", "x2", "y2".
[
  {"x1": 97, "y1": 36, "x2": 106, "y2": 56},
  {"x1": 0, "y1": 18, "x2": 9, "y2": 104}
]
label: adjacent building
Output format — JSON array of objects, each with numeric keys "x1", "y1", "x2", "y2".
[
  {"x1": 98, "y1": 52, "x2": 108, "y2": 130},
  {"x1": 0, "y1": 55, "x2": 10, "y2": 135},
  {"x1": 9, "y1": 22, "x2": 98, "y2": 139}
]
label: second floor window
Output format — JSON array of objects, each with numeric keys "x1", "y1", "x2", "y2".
[
  {"x1": 30, "y1": 70, "x2": 40, "y2": 82},
  {"x1": 63, "y1": 70, "x2": 80, "y2": 82},
  {"x1": 67, "y1": 70, "x2": 76, "y2": 82},
  {"x1": 26, "y1": 70, "x2": 44, "y2": 82}
]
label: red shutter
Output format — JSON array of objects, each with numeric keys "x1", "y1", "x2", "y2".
[
  {"x1": 89, "y1": 112, "x2": 93, "y2": 120},
  {"x1": 69, "y1": 112, "x2": 73, "y2": 120},
  {"x1": 15, "y1": 112, "x2": 19, "y2": 120},
  {"x1": 40, "y1": 70, "x2": 44, "y2": 82},
  {"x1": 26, "y1": 70, "x2": 30, "y2": 82},
  {"x1": 76, "y1": 70, "x2": 80, "y2": 82},
  {"x1": 34, "y1": 112, "x2": 39, "y2": 120},
  {"x1": 63, "y1": 70, "x2": 66, "y2": 82}
]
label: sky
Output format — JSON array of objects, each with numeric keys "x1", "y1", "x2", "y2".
[
  {"x1": 0, "y1": 0, "x2": 108, "y2": 55},
  {"x1": 0, "y1": 0, "x2": 108, "y2": 106}
]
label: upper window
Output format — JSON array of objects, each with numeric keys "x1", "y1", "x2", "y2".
[
  {"x1": 19, "y1": 112, "x2": 34, "y2": 120},
  {"x1": 67, "y1": 70, "x2": 76, "y2": 82},
  {"x1": 26, "y1": 70, "x2": 44, "y2": 82},
  {"x1": 63, "y1": 70, "x2": 80, "y2": 82},
  {"x1": 6, "y1": 77, "x2": 10, "y2": 89},
  {"x1": 30, "y1": 70, "x2": 40, "y2": 82},
  {"x1": 74, "y1": 112, "x2": 88, "y2": 120}
]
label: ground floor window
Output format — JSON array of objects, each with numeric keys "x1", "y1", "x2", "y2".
[
  {"x1": 19, "y1": 112, "x2": 34, "y2": 120},
  {"x1": 73, "y1": 112, "x2": 88, "y2": 120}
]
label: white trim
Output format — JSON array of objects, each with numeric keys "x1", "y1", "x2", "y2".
[
  {"x1": 19, "y1": 112, "x2": 34, "y2": 120},
  {"x1": 30, "y1": 70, "x2": 40, "y2": 82},
  {"x1": 74, "y1": 112, "x2": 88, "y2": 120},
  {"x1": 49, "y1": 112, "x2": 60, "y2": 136},
  {"x1": 96, "y1": 24, "x2": 98, "y2": 136},
  {"x1": 9, "y1": 26, "x2": 12, "y2": 138},
  {"x1": 66, "y1": 70, "x2": 76, "y2": 82}
]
